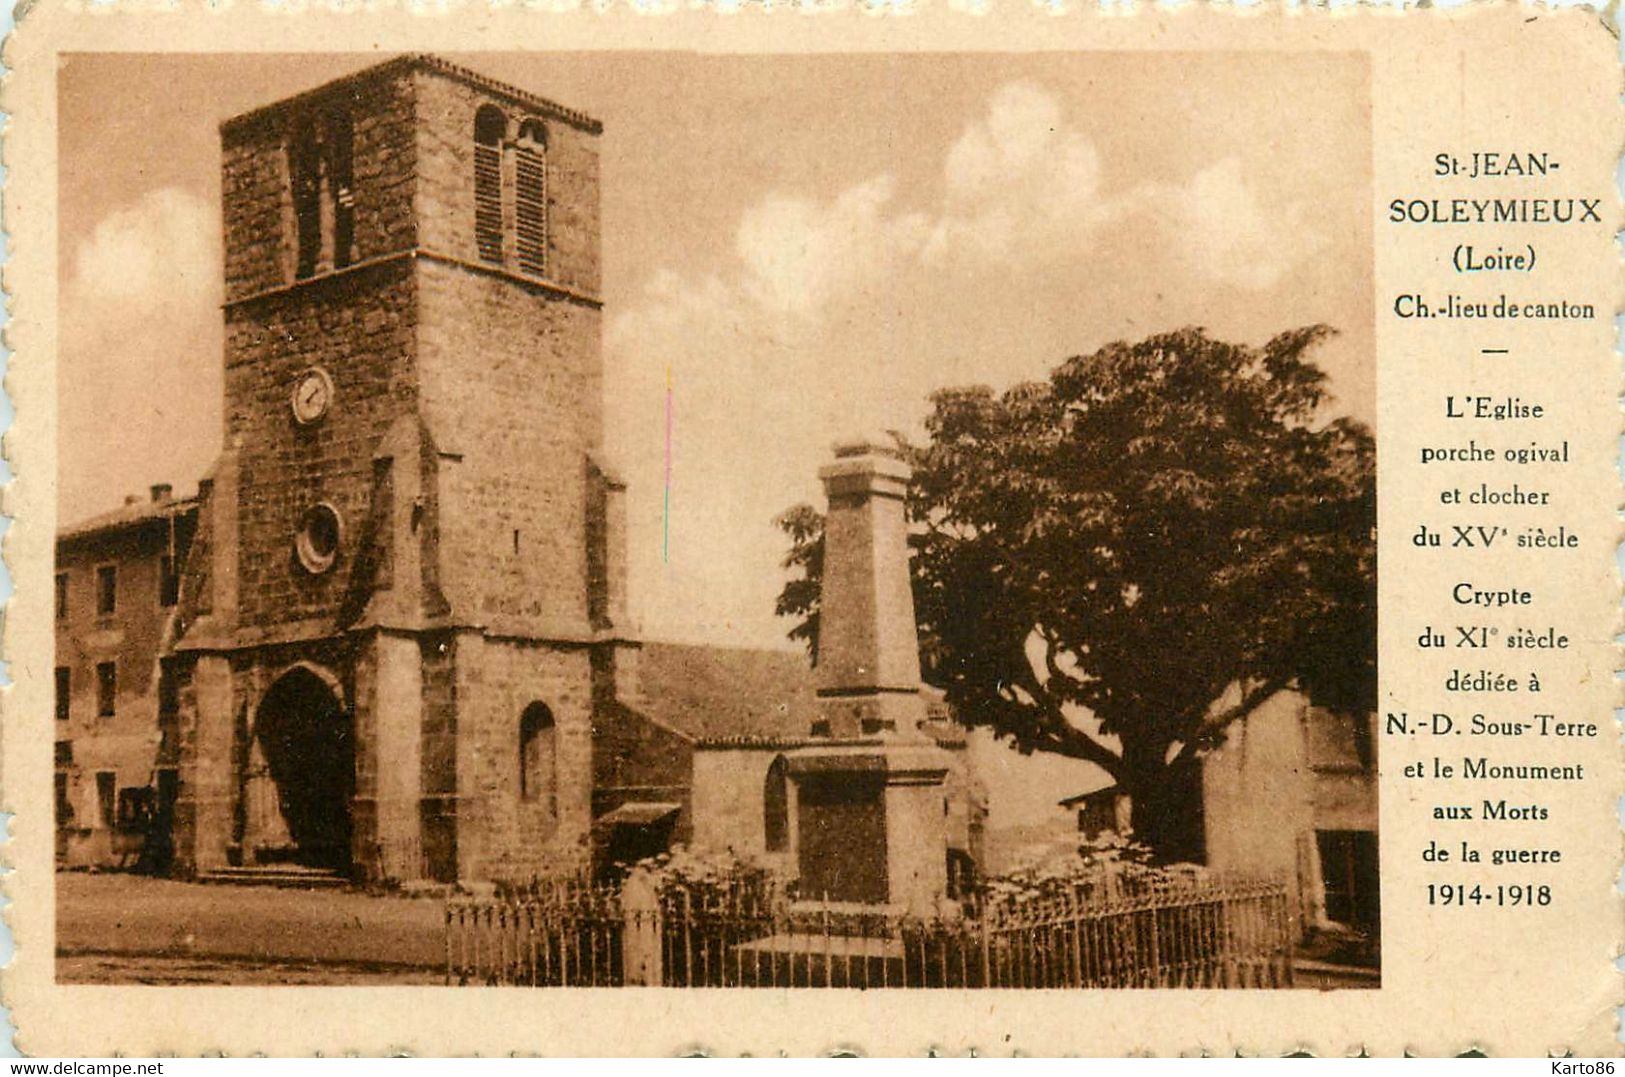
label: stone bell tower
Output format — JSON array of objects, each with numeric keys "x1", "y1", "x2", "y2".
[{"x1": 170, "y1": 56, "x2": 633, "y2": 885}]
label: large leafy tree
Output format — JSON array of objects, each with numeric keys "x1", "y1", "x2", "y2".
[{"x1": 775, "y1": 327, "x2": 1375, "y2": 861}]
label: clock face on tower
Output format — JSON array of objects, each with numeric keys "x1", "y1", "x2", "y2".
[{"x1": 291, "y1": 367, "x2": 335, "y2": 425}]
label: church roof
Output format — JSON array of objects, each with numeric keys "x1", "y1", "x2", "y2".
[
  {"x1": 635, "y1": 641, "x2": 971, "y2": 750},
  {"x1": 636, "y1": 641, "x2": 818, "y2": 745}
]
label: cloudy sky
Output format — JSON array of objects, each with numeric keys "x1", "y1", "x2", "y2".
[{"x1": 59, "y1": 52, "x2": 1371, "y2": 826}]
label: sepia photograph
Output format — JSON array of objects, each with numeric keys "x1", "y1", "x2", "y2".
[{"x1": 52, "y1": 49, "x2": 1376, "y2": 992}]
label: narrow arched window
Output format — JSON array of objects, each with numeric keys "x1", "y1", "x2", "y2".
[
  {"x1": 473, "y1": 106, "x2": 506, "y2": 265},
  {"x1": 290, "y1": 117, "x2": 323, "y2": 279},
  {"x1": 519, "y1": 702, "x2": 556, "y2": 812},
  {"x1": 514, "y1": 119, "x2": 548, "y2": 277},
  {"x1": 764, "y1": 755, "x2": 789, "y2": 852}
]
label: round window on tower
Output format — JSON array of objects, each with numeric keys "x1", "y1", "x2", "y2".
[{"x1": 295, "y1": 502, "x2": 343, "y2": 575}]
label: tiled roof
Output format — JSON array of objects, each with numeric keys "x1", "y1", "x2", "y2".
[
  {"x1": 637, "y1": 641, "x2": 819, "y2": 744},
  {"x1": 594, "y1": 801, "x2": 682, "y2": 828},
  {"x1": 1057, "y1": 787, "x2": 1120, "y2": 808},
  {"x1": 58, "y1": 496, "x2": 198, "y2": 545},
  {"x1": 637, "y1": 641, "x2": 971, "y2": 749}
]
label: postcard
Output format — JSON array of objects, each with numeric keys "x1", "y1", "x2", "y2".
[{"x1": 2, "y1": 2, "x2": 1620, "y2": 1056}]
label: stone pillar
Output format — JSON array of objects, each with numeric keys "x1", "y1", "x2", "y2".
[
  {"x1": 587, "y1": 457, "x2": 632, "y2": 633},
  {"x1": 815, "y1": 442, "x2": 928, "y2": 738},
  {"x1": 209, "y1": 449, "x2": 240, "y2": 621},
  {"x1": 620, "y1": 868, "x2": 664, "y2": 986},
  {"x1": 418, "y1": 630, "x2": 460, "y2": 883},
  {"x1": 354, "y1": 631, "x2": 425, "y2": 881},
  {"x1": 881, "y1": 752, "x2": 952, "y2": 916},
  {"x1": 451, "y1": 631, "x2": 488, "y2": 884},
  {"x1": 180, "y1": 654, "x2": 235, "y2": 873}
]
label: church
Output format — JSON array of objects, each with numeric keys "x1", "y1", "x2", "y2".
[{"x1": 55, "y1": 55, "x2": 984, "y2": 911}]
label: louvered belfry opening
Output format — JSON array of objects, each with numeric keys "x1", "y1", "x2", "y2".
[
  {"x1": 515, "y1": 119, "x2": 548, "y2": 277},
  {"x1": 327, "y1": 108, "x2": 356, "y2": 270},
  {"x1": 287, "y1": 107, "x2": 356, "y2": 279},
  {"x1": 474, "y1": 104, "x2": 506, "y2": 265},
  {"x1": 290, "y1": 117, "x2": 324, "y2": 279}
]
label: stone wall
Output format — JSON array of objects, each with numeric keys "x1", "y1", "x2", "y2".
[
  {"x1": 1202, "y1": 691, "x2": 1378, "y2": 933},
  {"x1": 415, "y1": 259, "x2": 602, "y2": 639},
  {"x1": 170, "y1": 652, "x2": 233, "y2": 876},
  {"x1": 450, "y1": 632, "x2": 596, "y2": 883},
  {"x1": 224, "y1": 264, "x2": 420, "y2": 637},
  {"x1": 350, "y1": 630, "x2": 424, "y2": 882},
  {"x1": 584, "y1": 459, "x2": 629, "y2": 631},
  {"x1": 689, "y1": 747, "x2": 798, "y2": 876},
  {"x1": 418, "y1": 629, "x2": 459, "y2": 881}
]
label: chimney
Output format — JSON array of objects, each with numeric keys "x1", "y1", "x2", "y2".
[
  {"x1": 814, "y1": 439, "x2": 927, "y2": 739},
  {"x1": 150, "y1": 483, "x2": 173, "y2": 503}
]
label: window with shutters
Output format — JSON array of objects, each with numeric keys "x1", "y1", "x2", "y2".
[
  {"x1": 96, "y1": 661, "x2": 117, "y2": 718},
  {"x1": 96, "y1": 565, "x2": 117, "y2": 616},
  {"x1": 158, "y1": 661, "x2": 179, "y2": 729},
  {"x1": 159, "y1": 554, "x2": 180, "y2": 608},
  {"x1": 474, "y1": 106, "x2": 506, "y2": 265},
  {"x1": 1316, "y1": 829, "x2": 1380, "y2": 930},
  {"x1": 95, "y1": 771, "x2": 116, "y2": 829},
  {"x1": 515, "y1": 119, "x2": 548, "y2": 277}
]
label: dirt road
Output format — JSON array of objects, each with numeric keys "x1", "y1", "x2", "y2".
[{"x1": 56, "y1": 873, "x2": 446, "y2": 985}]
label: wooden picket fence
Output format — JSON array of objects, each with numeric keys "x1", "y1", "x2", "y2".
[{"x1": 445, "y1": 873, "x2": 1293, "y2": 989}]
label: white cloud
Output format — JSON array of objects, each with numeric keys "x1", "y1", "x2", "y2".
[
  {"x1": 734, "y1": 178, "x2": 930, "y2": 317},
  {"x1": 930, "y1": 81, "x2": 1106, "y2": 262},
  {"x1": 59, "y1": 187, "x2": 223, "y2": 523},
  {"x1": 605, "y1": 79, "x2": 1334, "y2": 649},
  {"x1": 1153, "y1": 156, "x2": 1329, "y2": 291},
  {"x1": 70, "y1": 187, "x2": 217, "y2": 305}
]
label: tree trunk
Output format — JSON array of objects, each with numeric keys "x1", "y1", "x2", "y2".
[{"x1": 1122, "y1": 744, "x2": 1207, "y2": 865}]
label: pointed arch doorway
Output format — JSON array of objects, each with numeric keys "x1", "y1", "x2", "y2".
[{"x1": 251, "y1": 666, "x2": 354, "y2": 872}]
